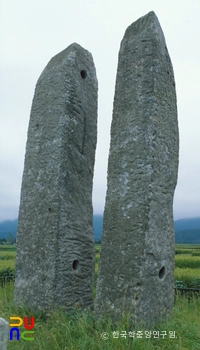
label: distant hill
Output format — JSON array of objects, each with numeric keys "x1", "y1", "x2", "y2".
[
  {"x1": 0, "y1": 216, "x2": 200, "y2": 244},
  {"x1": 174, "y1": 218, "x2": 200, "y2": 244},
  {"x1": 174, "y1": 217, "x2": 200, "y2": 232},
  {"x1": 175, "y1": 229, "x2": 200, "y2": 244},
  {"x1": 93, "y1": 216, "x2": 200, "y2": 243},
  {"x1": 0, "y1": 219, "x2": 18, "y2": 240},
  {"x1": 93, "y1": 215, "x2": 103, "y2": 241},
  {"x1": 0, "y1": 217, "x2": 104, "y2": 241}
]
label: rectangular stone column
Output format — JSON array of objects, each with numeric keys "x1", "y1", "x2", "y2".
[
  {"x1": 95, "y1": 12, "x2": 179, "y2": 325},
  {"x1": 14, "y1": 43, "x2": 98, "y2": 311}
]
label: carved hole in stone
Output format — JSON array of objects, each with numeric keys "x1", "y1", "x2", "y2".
[
  {"x1": 72, "y1": 259, "x2": 80, "y2": 271},
  {"x1": 35, "y1": 124, "x2": 39, "y2": 129},
  {"x1": 80, "y1": 70, "x2": 87, "y2": 79},
  {"x1": 159, "y1": 266, "x2": 165, "y2": 279},
  {"x1": 48, "y1": 208, "x2": 52, "y2": 213}
]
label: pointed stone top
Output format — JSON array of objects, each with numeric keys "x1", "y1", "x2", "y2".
[
  {"x1": 122, "y1": 11, "x2": 166, "y2": 48},
  {"x1": 46, "y1": 42, "x2": 93, "y2": 68},
  {"x1": 38, "y1": 42, "x2": 97, "y2": 88}
]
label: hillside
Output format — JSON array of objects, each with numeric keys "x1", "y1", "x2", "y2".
[
  {"x1": 93, "y1": 215, "x2": 103, "y2": 241},
  {"x1": 175, "y1": 229, "x2": 200, "y2": 244},
  {"x1": 0, "y1": 219, "x2": 18, "y2": 240},
  {"x1": 174, "y1": 217, "x2": 200, "y2": 232},
  {"x1": 1, "y1": 216, "x2": 200, "y2": 243}
]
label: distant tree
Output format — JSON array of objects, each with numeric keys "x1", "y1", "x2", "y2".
[
  {"x1": 95, "y1": 240, "x2": 101, "y2": 244},
  {"x1": 7, "y1": 233, "x2": 16, "y2": 245},
  {"x1": 0, "y1": 238, "x2": 6, "y2": 245}
]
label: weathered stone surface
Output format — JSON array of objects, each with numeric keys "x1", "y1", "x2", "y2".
[
  {"x1": 0, "y1": 318, "x2": 9, "y2": 350},
  {"x1": 95, "y1": 12, "x2": 179, "y2": 325},
  {"x1": 14, "y1": 43, "x2": 98, "y2": 311}
]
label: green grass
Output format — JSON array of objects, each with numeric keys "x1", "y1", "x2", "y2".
[
  {"x1": 174, "y1": 245, "x2": 200, "y2": 288},
  {"x1": 2, "y1": 244, "x2": 200, "y2": 289},
  {"x1": 175, "y1": 244, "x2": 200, "y2": 256},
  {"x1": 175, "y1": 255, "x2": 200, "y2": 269},
  {"x1": 0, "y1": 282, "x2": 200, "y2": 349},
  {"x1": 95, "y1": 244, "x2": 101, "y2": 254},
  {"x1": 174, "y1": 268, "x2": 200, "y2": 288},
  {"x1": 1, "y1": 244, "x2": 200, "y2": 349},
  {"x1": 0, "y1": 246, "x2": 16, "y2": 280},
  {"x1": 0, "y1": 245, "x2": 16, "y2": 251},
  {"x1": 175, "y1": 244, "x2": 200, "y2": 250}
]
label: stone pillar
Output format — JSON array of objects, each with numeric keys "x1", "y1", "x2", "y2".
[
  {"x1": 15, "y1": 43, "x2": 98, "y2": 311},
  {"x1": 95, "y1": 11, "x2": 179, "y2": 325},
  {"x1": 0, "y1": 318, "x2": 9, "y2": 350}
]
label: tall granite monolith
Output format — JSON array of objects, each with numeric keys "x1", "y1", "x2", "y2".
[
  {"x1": 14, "y1": 43, "x2": 98, "y2": 311},
  {"x1": 95, "y1": 11, "x2": 179, "y2": 325}
]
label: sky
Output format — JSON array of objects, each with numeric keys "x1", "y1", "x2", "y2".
[{"x1": 0, "y1": 0, "x2": 200, "y2": 222}]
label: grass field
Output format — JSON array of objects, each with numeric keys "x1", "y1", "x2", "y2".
[
  {"x1": 0, "y1": 246, "x2": 16, "y2": 271},
  {"x1": 174, "y1": 245, "x2": 200, "y2": 289},
  {"x1": 0, "y1": 244, "x2": 200, "y2": 349}
]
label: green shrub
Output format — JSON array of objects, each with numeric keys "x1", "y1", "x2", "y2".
[
  {"x1": 192, "y1": 252, "x2": 200, "y2": 256},
  {"x1": 0, "y1": 267, "x2": 15, "y2": 286},
  {"x1": 0, "y1": 255, "x2": 10, "y2": 260},
  {"x1": 175, "y1": 267, "x2": 200, "y2": 288},
  {"x1": 174, "y1": 280, "x2": 188, "y2": 288},
  {"x1": 175, "y1": 249, "x2": 192, "y2": 255}
]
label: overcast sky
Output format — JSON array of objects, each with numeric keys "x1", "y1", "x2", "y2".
[{"x1": 0, "y1": 0, "x2": 200, "y2": 222}]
